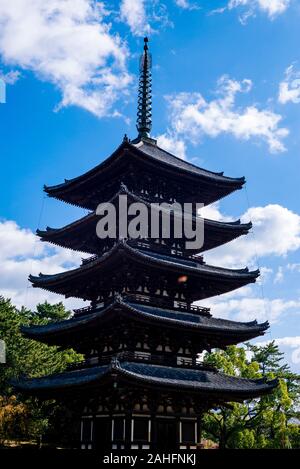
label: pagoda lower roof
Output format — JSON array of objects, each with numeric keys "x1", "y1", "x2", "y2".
[
  {"x1": 12, "y1": 360, "x2": 277, "y2": 400},
  {"x1": 37, "y1": 186, "x2": 251, "y2": 255},
  {"x1": 20, "y1": 296, "x2": 268, "y2": 346},
  {"x1": 29, "y1": 241, "x2": 259, "y2": 301},
  {"x1": 44, "y1": 139, "x2": 245, "y2": 209}
]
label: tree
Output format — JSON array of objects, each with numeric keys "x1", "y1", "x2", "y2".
[
  {"x1": 202, "y1": 343, "x2": 300, "y2": 449},
  {"x1": 0, "y1": 296, "x2": 82, "y2": 447},
  {"x1": 35, "y1": 302, "x2": 71, "y2": 322}
]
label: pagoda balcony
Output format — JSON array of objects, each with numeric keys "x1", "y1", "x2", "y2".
[
  {"x1": 124, "y1": 293, "x2": 211, "y2": 316},
  {"x1": 67, "y1": 351, "x2": 216, "y2": 372},
  {"x1": 80, "y1": 242, "x2": 204, "y2": 267},
  {"x1": 73, "y1": 293, "x2": 211, "y2": 318}
]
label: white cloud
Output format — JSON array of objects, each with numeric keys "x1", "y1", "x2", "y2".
[
  {"x1": 119, "y1": 0, "x2": 170, "y2": 36},
  {"x1": 204, "y1": 293, "x2": 300, "y2": 324},
  {"x1": 260, "y1": 266, "x2": 273, "y2": 282},
  {"x1": 220, "y1": 0, "x2": 291, "y2": 23},
  {"x1": 278, "y1": 64, "x2": 300, "y2": 105},
  {"x1": 203, "y1": 204, "x2": 300, "y2": 268},
  {"x1": 175, "y1": 0, "x2": 200, "y2": 10},
  {"x1": 274, "y1": 266, "x2": 284, "y2": 284},
  {"x1": 200, "y1": 202, "x2": 233, "y2": 222},
  {"x1": 156, "y1": 132, "x2": 187, "y2": 159},
  {"x1": 120, "y1": 0, "x2": 151, "y2": 36},
  {"x1": 0, "y1": 69, "x2": 20, "y2": 84},
  {"x1": 0, "y1": 0, "x2": 132, "y2": 117},
  {"x1": 287, "y1": 263, "x2": 300, "y2": 272},
  {"x1": 165, "y1": 76, "x2": 289, "y2": 153},
  {"x1": 0, "y1": 219, "x2": 86, "y2": 310}
]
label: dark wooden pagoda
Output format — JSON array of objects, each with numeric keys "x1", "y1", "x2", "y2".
[{"x1": 14, "y1": 38, "x2": 277, "y2": 450}]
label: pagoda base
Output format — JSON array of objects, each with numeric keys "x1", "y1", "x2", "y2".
[
  {"x1": 80, "y1": 413, "x2": 202, "y2": 450},
  {"x1": 78, "y1": 379, "x2": 205, "y2": 450}
]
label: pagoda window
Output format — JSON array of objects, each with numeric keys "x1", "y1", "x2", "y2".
[
  {"x1": 112, "y1": 417, "x2": 125, "y2": 442},
  {"x1": 81, "y1": 417, "x2": 93, "y2": 446},
  {"x1": 177, "y1": 356, "x2": 192, "y2": 366},
  {"x1": 132, "y1": 417, "x2": 150, "y2": 443},
  {"x1": 94, "y1": 416, "x2": 112, "y2": 450},
  {"x1": 135, "y1": 351, "x2": 150, "y2": 360},
  {"x1": 180, "y1": 419, "x2": 197, "y2": 445}
]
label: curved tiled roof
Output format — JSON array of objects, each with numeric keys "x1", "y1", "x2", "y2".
[
  {"x1": 131, "y1": 140, "x2": 244, "y2": 184},
  {"x1": 21, "y1": 296, "x2": 268, "y2": 344},
  {"x1": 12, "y1": 360, "x2": 278, "y2": 400},
  {"x1": 37, "y1": 185, "x2": 252, "y2": 254},
  {"x1": 29, "y1": 241, "x2": 259, "y2": 301},
  {"x1": 44, "y1": 140, "x2": 245, "y2": 209},
  {"x1": 45, "y1": 140, "x2": 244, "y2": 194},
  {"x1": 30, "y1": 240, "x2": 259, "y2": 284}
]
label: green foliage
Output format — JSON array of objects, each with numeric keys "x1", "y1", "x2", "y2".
[
  {"x1": 35, "y1": 301, "x2": 71, "y2": 322},
  {"x1": 0, "y1": 296, "x2": 82, "y2": 446},
  {"x1": 203, "y1": 343, "x2": 300, "y2": 448}
]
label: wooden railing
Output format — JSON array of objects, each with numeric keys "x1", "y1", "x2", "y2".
[
  {"x1": 124, "y1": 294, "x2": 211, "y2": 317},
  {"x1": 80, "y1": 241, "x2": 204, "y2": 266},
  {"x1": 73, "y1": 295, "x2": 211, "y2": 317},
  {"x1": 67, "y1": 351, "x2": 216, "y2": 372}
]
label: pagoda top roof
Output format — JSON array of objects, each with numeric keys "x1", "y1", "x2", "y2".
[
  {"x1": 44, "y1": 139, "x2": 245, "y2": 209},
  {"x1": 132, "y1": 139, "x2": 244, "y2": 183},
  {"x1": 29, "y1": 240, "x2": 259, "y2": 300},
  {"x1": 20, "y1": 295, "x2": 268, "y2": 346},
  {"x1": 12, "y1": 360, "x2": 278, "y2": 400},
  {"x1": 37, "y1": 185, "x2": 252, "y2": 255}
]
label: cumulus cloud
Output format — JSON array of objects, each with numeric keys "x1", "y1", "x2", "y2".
[
  {"x1": 0, "y1": 219, "x2": 86, "y2": 310},
  {"x1": 200, "y1": 202, "x2": 234, "y2": 222},
  {"x1": 0, "y1": 69, "x2": 20, "y2": 84},
  {"x1": 156, "y1": 133, "x2": 187, "y2": 159},
  {"x1": 278, "y1": 64, "x2": 300, "y2": 105},
  {"x1": 120, "y1": 0, "x2": 151, "y2": 36},
  {"x1": 203, "y1": 204, "x2": 300, "y2": 268},
  {"x1": 205, "y1": 294, "x2": 300, "y2": 324},
  {"x1": 165, "y1": 76, "x2": 289, "y2": 153},
  {"x1": 175, "y1": 0, "x2": 200, "y2": 10},
  {"x1": 119, "y1": 0, "x2": 170, "y2": 36},
  {"x1": 215, "y1": 0, "x2": 290, "y2": 23},
  {"x1": 0, "y1": 0, "x2": 132, "y2": 117},
  {"x1": 287, "y1": 263, "x2": 300, "y2": 273}
]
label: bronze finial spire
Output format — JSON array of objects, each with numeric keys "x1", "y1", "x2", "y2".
[{"x1": 136, "y1": 37, "x2": 152, "y2": 140}]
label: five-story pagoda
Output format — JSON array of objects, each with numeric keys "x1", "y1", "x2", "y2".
[{"x1": 14, "y1": 38, "x2": 277, "y2": 450}]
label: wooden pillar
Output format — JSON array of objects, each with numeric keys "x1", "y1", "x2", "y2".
[
  {"x1": 176, "y1": 416, "x2": 180, "y2": 450},
  {"x1": 124, "y1": 412, "x2": 132, "y2": 450},
  {"x1": 197, "y1": 412, "x2": 203, "y2": 449}
]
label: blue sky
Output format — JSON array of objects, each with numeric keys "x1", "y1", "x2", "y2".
[{"x1": 0, "y1": 0, "x2": 300, "y2": 371}]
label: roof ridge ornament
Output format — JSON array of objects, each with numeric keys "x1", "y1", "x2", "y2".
[{"x1": 132, "y1": 37, "x2": 156, "y2": 145}]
